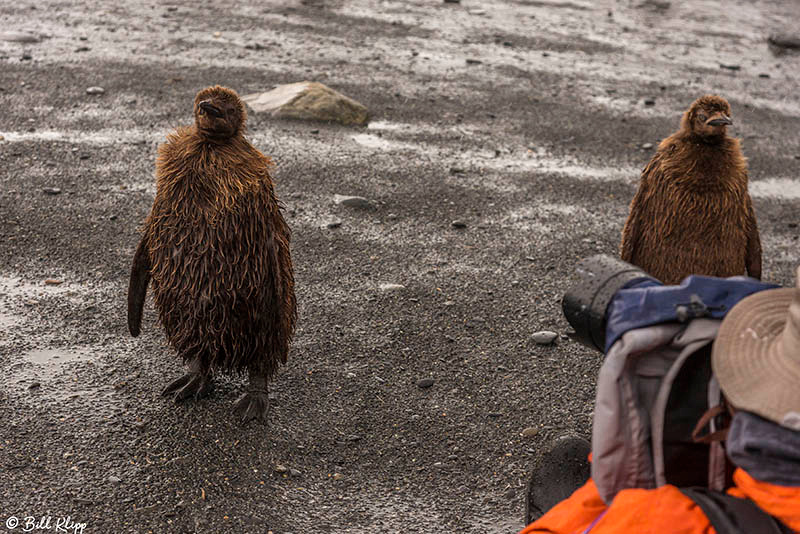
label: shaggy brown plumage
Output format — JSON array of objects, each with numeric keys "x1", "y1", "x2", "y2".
[
  {"x1": 620, "y1": 94, "x2": 762, "y2": 285},
  {"x1": 127, "y1": 85, "x2": 296, "y2": 422}
]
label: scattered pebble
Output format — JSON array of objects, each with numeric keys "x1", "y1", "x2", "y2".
[
  {"x1": 0, "y1": 135, "x2": 5, "y2": 141},
  {"x1": 86, "y1": 86, "x2": 105, "y2": 95},
  {"x1": 28, "y1": 382, "x2": 41, "y2": 390},
  {"x1": 107, "y1": 475, "x2": 122, "y2": 484},
  {"x1": 532, "y1": 331, "x2": 558, "y2": 345},
  {"x1": 213, "y1": 31, "x2": 222, "y2": 38},
  {"x1": 379, "y1": 283, "x2": 405, "y2": 292},
  {"x1": 719, "y1": 64, "x2": 741, "y2": 71},
  {"x1": 289, "y1": 468, "x2": 301, "y2": 477},
  {"x1": 488, "y1": 412, "x2": 503, "y2": 418},
  {"x1": 387, "y1": 213, "x2": 398, "y2": 220},
  {"x1": 465, "y1": 58, "x2": 483, "y2": 65},
  {"x1": 274, "y1": 464, "x2": 288, "y2": 474},
  {"x1": 75, "y1": 46, "x2": 90, "y2": 52},
  {"x1": 1, "y1": 31, "x2": 40, "y2": 43},
  {"x1": 416, "y1": 378, "x2": 434, "y2": 389},
  {"x1": 468, "y1": 8, "x2": 486, "y2": 15},
  {"x1": 644, "y1": 99, "x2": 655, "y2": 106},
  {"x1": 44, "y1": 279, "x2": 63, "y2": 285},
  {"x1": 521, "y1": 427, "x2": 539, "y2": 439},
  {"x1": 21, "y1": 54, "x2": 32, "y2": 61},
  {"x1": 451, "y1": 220, "x2": 467, "y2": 229},
  {"x1": 333, "y1": 195, "x2": 373, "y2": 208},
  {"x1": 641, "y1": 142, "x2": 653, "y2": 150},
  {"x1": 768, "y1": 33, "x2": 800, "y2": 55},
  {"x1": 324, "y1": 218, "x2": 342, "y2": 229},
  {"x1": 332, "y1": 473, "x2": 343, "y2": 480},
  {"x1": 758, "y1": 73, "x2": 770, "y2": 78}
]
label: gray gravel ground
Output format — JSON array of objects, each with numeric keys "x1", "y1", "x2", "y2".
[{"x1": 1, "y1": 0, "x2": 800, "y2": 532}]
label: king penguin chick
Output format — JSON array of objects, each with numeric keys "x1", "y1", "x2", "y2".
[
  {"x1": 127, "y1": 85, "x2": 297, "y2": 423},
  {"x1": 619, "y1": 94, "x2": 762, "y2": 285}
]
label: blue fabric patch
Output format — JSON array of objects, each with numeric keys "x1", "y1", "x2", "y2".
[{"x1": 604, "y1": 275, "x2": 779, "y2": 353}]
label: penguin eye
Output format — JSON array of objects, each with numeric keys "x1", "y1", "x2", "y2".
[{"x1": 697, "y1": 113, "x2": 707, "y2": 122}]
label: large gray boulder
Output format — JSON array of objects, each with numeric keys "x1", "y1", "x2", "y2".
[{"x1": 242, "y1": 82, "x2": 369, "y2": 126}]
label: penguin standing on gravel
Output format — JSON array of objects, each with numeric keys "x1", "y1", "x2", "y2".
[
  {"x1": 127, "y1": 85, "x2": 297, "y2": 423},
  {"x1": 620, "y1": 94, "x2": 762, "y2": 284}
]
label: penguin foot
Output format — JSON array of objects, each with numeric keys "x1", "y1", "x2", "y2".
[
  {"x1": 233, "y1": 390, "x2": 270, "y2": 423},
  {"x1": 161, "y1": 372, "x2": 214, "y2": 402}
]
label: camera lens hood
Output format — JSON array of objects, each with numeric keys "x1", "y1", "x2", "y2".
[{"x1": 562, "y1": 255, "x2": 656, "y2": 352}]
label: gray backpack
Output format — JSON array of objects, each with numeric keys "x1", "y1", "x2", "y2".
[
  {"x1": 591, "y1": 318, "x2": 728, "y2": 502},
  {"x1": 590, "y1": 319, "x2": 791, "y2": 534}
]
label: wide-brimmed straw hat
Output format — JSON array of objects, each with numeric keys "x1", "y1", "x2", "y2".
[{"x1": 712, "y1": 267, "x2": 800, "y2": 431}]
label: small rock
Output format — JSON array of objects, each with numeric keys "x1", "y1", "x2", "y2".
[
  {"x1": 449, "y1": 167, "x2": 465, "y2": 174},
  {"x1": 387, "y1": 213, "x2": 398, "y2": 220},
  {"x1": 345, "y1": 435, "x2": 361, "y2": 442},
  {"x1": 443, "y1": 300, "x2": 455, "y2": 307},
  {"x1": 758, "y1": 73, "x2": 770, "y2": 78},
  {"x1": 44, "y1": 279, "x2": 63, "y2": 285},
  {"x1": 488, "y1": 412, "x2": 503, "y2": 418},
  {"x1": 324, "y1": 218, "x2": 342, "y2": 229},
  {"x1": 719, "y1": 64, "x2": 741, "y2": 71},
  {"x1": 310, "y1": 129, "x2": 320, "y2": 134},
  {"x1": 108, "y1": 475, "x2": 122, "y2": 484},
  {"x1": 75, "y1": 46, "x2": 90, "y2": 52},
  {"x1": 333, "y1": 194, "x2": 373, "y2": 208},
  {"x1": 443, "y1": 0, "x2": 460, "y2": 3},
  {"x1": 641, "y1": 142, "x2": 653, "y2": 149},
  {"x1": 465, "y1": 58, "x2": 483, "y2": 65},
  {"x1": 21, "y1": 54, "x2": 32, "y2": 61},
  {"x1": 289, "y1": 468, "x2": 301, "y2": 477},
  {"x1": 532, "y1": 331, "x2": 558, "y2": 345},
  {"x1": 86, "y1": 86, "x2": 105, "y2": 95},
  {"x1": 521, "y1": 427, "x2": 539, "y2": 439},
  {"x1": 332, "y1": 473, "x2": 343, "y2": 480},
  {"x1": 468, "y1": 8, "x2": 486, "y2": 15},
  {"x1": 0, "y1": 135, "x2": 4, "y2": 141},
  {"x1": 451, "y1": 220, "x2": 467, "y2": 229},
  {"x1": 76, "y1": 460, "x2": 88, "y2": 467},
  {"x1": 213, "y1": 31, "x2": 222, "y2": 38},
  {"x1": 1, "y1": 31, "x2": 40, "y2": 43},
  {"x1": 28, "y1": 382, "x2": 41, "y2": 390},
  {"x1": 644, "y1": 99, "x2": 656, "y2": 106},
  {"x1": 416, "y1": 378, "x2": 434, "y2": 389},
  {"x1": 379, "y1": 283, "x2": 405, "y2": 292},
  {"x1": 274, "y1": 464, "x2": 288, "y2": 474},
  {"x1": 768, "y1": 34, "x2": 800, "y2": 55}
]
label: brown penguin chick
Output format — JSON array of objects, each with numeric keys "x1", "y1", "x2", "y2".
[
  {"x1": 127, "y1": 85, "x2": 297, "y2": 423},
  {"x1": 619, "y1": 94, "x2": 762, "y2": 285}
]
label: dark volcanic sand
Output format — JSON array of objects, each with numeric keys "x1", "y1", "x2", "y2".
[{"x1": 1, "y1": 1, "x2": 799, "y2": 532}]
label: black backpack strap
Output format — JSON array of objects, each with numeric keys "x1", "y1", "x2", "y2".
[{"x1": 680, "y1": 487, "x2": 792, "y2": 534}]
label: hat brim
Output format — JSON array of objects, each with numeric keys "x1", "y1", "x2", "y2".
[{"x1": 712, "y1": 287, "x2": 800, "y2": 429}]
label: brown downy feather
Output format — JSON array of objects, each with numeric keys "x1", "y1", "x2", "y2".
[
  {"x1": 137, "y1": 85, "x2": 296, "y2": 377},
  {"x1": 620, "y1": 95, "x2": 762, "y2": 285}
]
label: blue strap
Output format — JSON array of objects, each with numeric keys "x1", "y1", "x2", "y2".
[{"x1": 604, "y1": 275, "x2": 779, "y2": 353}]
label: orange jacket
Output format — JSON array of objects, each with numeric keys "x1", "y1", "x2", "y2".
[{"x1": 520, "y1": 469, "x2": 800, "y2": 534}]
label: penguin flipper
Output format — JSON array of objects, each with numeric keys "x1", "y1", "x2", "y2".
[
  {"x1": 744, "y1": 195, "x2": 762, "y2": 280},
  {"x1": 128, "y1": 235, "x2": 151, "y2": 337}
]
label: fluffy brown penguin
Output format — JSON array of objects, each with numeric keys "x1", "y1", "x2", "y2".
[
  {"x1": 127, "y1": 85, "x2": 297, "y2": 423},
  {"x1": 620, "y1": 94, "x2": 762, "y2": 285}
]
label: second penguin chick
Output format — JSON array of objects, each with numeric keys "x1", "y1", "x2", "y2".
[
  {"x1": 128, "y1": 85, "x2": 297, "y2": 423},
  {"x1": 620, "y1": 94, "x2": 762, "y2": 284}
]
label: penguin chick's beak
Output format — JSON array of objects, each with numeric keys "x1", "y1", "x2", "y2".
[
  {"x1": 706, "y1": 115, "x2": 733, "y2": 127},
  {"x1": 199, "y1": 100, "x2": 223, "y2": 118}
]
